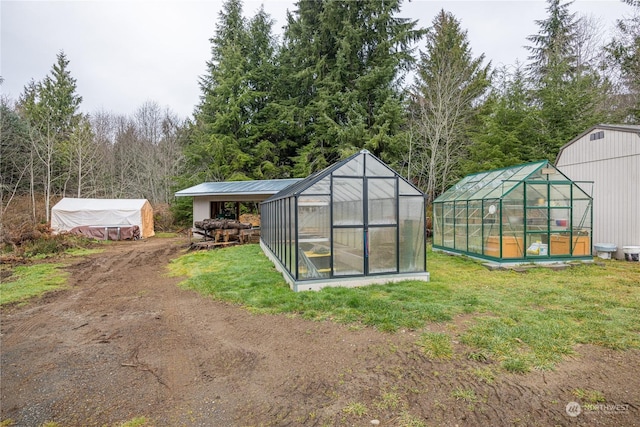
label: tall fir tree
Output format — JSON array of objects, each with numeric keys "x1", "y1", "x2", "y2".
[
  {"x1": 18, "y1": 51, "x2": 82, "y2": 221},
  {"x1": 526, "y1": 0, "x2": 609, "y2": 159},
  {"x1": 281, "y1": 0, "x2": 423, "y2": 176}
]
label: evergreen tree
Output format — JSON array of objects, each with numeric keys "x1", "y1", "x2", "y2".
[
  {"x1": 188, "y1": 0, "x2": 251, "y2": 182},
  {"x1": 281, "y1": 0, "x2": 423, "y2": 176},
  {"x1": 606, "y1": 0, "x2": 640, "y2": 122},
  {"x1": 407, "y1": 10, "x2": 490, "y2": 202},
  {"x1": 465, "y1": 65, "x2": 541, "y2": 174},
  {"x1": 526, "y1": 0, "x2": 609, "y2": 159},
  {"x1": 18, "y1": 51, "x2": 82, "y2": 221}
]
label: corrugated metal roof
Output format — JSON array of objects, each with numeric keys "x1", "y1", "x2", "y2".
[{"x1": 174, "y1": 179, "x2": 301, "y2": 197}]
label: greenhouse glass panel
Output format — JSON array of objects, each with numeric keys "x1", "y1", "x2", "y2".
[
  {"x1": 366, "y1": 157, "x2": 395, "y2": 177},
  {"x1": 298, "y1": 196, "x2": 330, "y2": 279},
  {"x1": 399, "y1": 180, "x2": 422, "y2": 196},
  {"x1": 454, "y1": 201, "x2": 467, "y2": 252},
  {"x1": 333, "y1": 228, "x2": 364, "y2": 275},
  {"x1": 400, "y1": 197, "x2": 425, "y2": 272},
  {"x1": 302, "y1": 176, "x2": 330, "y2": 195},
  {"x1": 482, "y1": 198, "x2": 502, "y2": 257},
  {"x1": 368, "y1": 178, "x2": 396, "y2": 225},
  {"x1": 335, "y1": 156, "x2": 364, "y2": 176},
  {"x1": 501, "y1": 189, "x2": 524, "y2": 258},
  {"x1": 290, "y1": 196, "x2": 296, "y2": 276},
  {"x1": 467, "y1": 200, "x2": 482, "y2": 254},
  {"x1": 443, "y1": 202, "x2": 455, "y2": 247},
  {"x1": 369, "y1": 227, "x2": 397, "y2": 274},
  {"x1": 333, "y1": 178, "x2": 364, "y2": 225},
  {"x1": 432, "y1": 203, "x2": 443, "y2": 247}
]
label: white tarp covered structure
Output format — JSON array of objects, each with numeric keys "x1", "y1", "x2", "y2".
[{"x1": 51, "y1": 198, "x2": 155, "y2": 238}]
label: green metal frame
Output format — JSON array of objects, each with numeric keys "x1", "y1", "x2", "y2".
[{"x1": 433, "y1": 161, "x2": 594, "y2": 263}]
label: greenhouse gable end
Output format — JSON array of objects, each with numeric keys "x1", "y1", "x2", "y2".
[{"x1": 260, "y1": 150, "x2": 429, "y2": 291}]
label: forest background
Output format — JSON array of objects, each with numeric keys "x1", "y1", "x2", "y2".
[{"x1": 1, "y1": 0, "x2": 639, "y2": 232}]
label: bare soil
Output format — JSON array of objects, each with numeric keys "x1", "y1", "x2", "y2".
[{"x1": 1, "y1": 237, "x2": 639, "y2": 426}]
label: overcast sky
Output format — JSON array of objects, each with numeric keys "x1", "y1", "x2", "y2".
[{"x1": 1, "y1": 0, "x2": 633, "y2": 119}]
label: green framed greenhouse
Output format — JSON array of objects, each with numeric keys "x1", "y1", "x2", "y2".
[
  {"x1": 261, "y1": 150, "x2": 429, "y2": 291},
  {"x1": 432, "y1": 161, "x2": 593, "y2": 263}
]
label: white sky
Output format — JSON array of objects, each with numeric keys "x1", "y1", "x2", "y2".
[{"x1": 0, "y1": 0, "x2": 633, "y2": 119}]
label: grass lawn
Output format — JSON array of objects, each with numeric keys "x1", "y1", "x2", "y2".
[
  {"x1": 0, "y1": 263, "x2": 68, "y2": 306},
  {"x1": 169, "y1": 244, "x2": 640, "y2": 372}
]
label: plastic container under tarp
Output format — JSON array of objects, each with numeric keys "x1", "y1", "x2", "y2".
[
  {"x1": 622, "y1": 246, "x2": 640, "y2": 262},
  {"x1": 594, "y1": 243, "x2": 617, "y2": 260}
]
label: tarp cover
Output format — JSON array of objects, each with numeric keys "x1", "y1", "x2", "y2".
[
  {"x1": 69, "y1": 225, "x2": 141, "y2": 240},
  {"x1": 51, "y1": 198, "x2": 155, "y2": 238}
]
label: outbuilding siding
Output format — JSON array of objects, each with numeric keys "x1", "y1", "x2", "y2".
[{"x1": 556, "y1": 125, "x2": 640, "y2": 259}]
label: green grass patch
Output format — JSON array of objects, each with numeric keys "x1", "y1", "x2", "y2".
[
  {"x1": 168, "y1": 244, "x2": 640, "y2": 372},
  {"x1": 416, "y1": 332, "x2": 453, "y2": 359},
  {"x1": 572, "y1": 388, "x2": 606, "y2": 404},
  {"x1": 1, "y1": 263, "x2": 68, "y2": 305},
  {"x1": 342, "y1": 402, "x2": 368, "y2": 416}
]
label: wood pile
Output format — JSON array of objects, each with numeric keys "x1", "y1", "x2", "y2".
[{"x1": 190, "y1": 219, "x2": 257, "y2": 251}]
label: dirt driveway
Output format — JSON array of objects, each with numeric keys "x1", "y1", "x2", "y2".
[{"x1": 2, "y1": 237, "x2": 639, "y2": 426}]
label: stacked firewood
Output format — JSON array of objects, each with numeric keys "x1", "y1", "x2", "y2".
[{"x1": 194, "y1": 219, "x2": 252, "y2": 231}]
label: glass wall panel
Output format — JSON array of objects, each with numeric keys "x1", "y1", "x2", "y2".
[
  {"x1": 467, "y1": 200, "x2": 482, "y2": 254},
  {"x1": 333, "y1": 228, "x2": 364, "y2": 275},
  {"x1": 443, "y1": 202, "x2": 454, "y2": 248},
  {"x1": 368, "y1": 178, "x2": 396, "y2": 225},
  {"x1": 454, "y1": 201, "x2": 467, "y2": 252},
  {"x1": 400, "y1": 197, "x2": 425, "y2": 272},
  {"x1": 369, "y1": 227, "x2": 397, "y2": 274},
  {"x1": 433, "y1": 203, "x2": 443, "y2": 247},
  {"x1": 399, "y1": 180, "x2": 421, "y2": 196},
  {"x1": 482, "y1": 199, "x2": 502, "y2": 257},
  {"x1": 285, "y1": 198, "x2": 290, "y2": 273},
  {"x1": 501, "y1": 186, "x2": 524, "y2": 258},
  {"x1": 333, "y1": 178, "x2": 363, "y2": 225},
  {"x1": 298, "y1": 196, "x2": 330, "y2": 280},
  {"x1": 290, "y1": 197, "x2": 296, "y2": 277},
  {"x1": 572, "y1": 195, "x2": 592, "y2": 256},
  {"x1": 302, "y1": 176, "x2": 330, "y2": 195},
  {"x1": 366, "y1": 157, "x2": 395, "y2": 177},
  {"x1": 335, "y1": 156, "x2": 364, "y2": 176}
]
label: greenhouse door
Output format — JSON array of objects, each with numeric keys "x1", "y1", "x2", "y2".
[{"x1": 366, "y1": 177, "x2": 398, "y2": 275}]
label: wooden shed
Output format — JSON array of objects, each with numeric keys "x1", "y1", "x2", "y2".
[{"x1": 556, "y1": 124, "x2": 640, "y2": 259}]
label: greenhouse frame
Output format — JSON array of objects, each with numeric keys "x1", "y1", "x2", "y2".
[
  {"x1": 261, "y1": 150, "x2": 429, "y2": 291},
  {"x1": 432, "y1": 161, "x2": 593, "y2": 263}
]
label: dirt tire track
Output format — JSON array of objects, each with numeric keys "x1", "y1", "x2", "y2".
[{"x1": 2, "y1": 237, "x2": 640, "y2": 426}]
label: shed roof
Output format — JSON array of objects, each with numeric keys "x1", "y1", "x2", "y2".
[{"x1": 174, "y1": 179, "x2": 301, "y2": 198}]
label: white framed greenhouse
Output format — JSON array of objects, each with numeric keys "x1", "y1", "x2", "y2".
[{"x1": 261, "y1": 150, "x2": 429, "y2": 291}]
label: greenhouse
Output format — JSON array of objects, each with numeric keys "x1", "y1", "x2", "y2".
[
  {"x1": 261, "y1": 150, "x2": 429, "y2": 291},
  {"x1": 432, "y1": 161, "x2": 593, "y2": 263}
]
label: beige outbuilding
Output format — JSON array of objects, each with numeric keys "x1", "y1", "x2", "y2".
[{"x1": 556, "y1": 124, "x2": 640, "y2": 259}]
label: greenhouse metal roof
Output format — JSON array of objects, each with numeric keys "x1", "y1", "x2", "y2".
[
  {"x1": 174, "y1": 179, "x2": 301, "y2": 197},
  {"x1": 434, "y1": 161, "x2": 578, "y2": 202}
]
